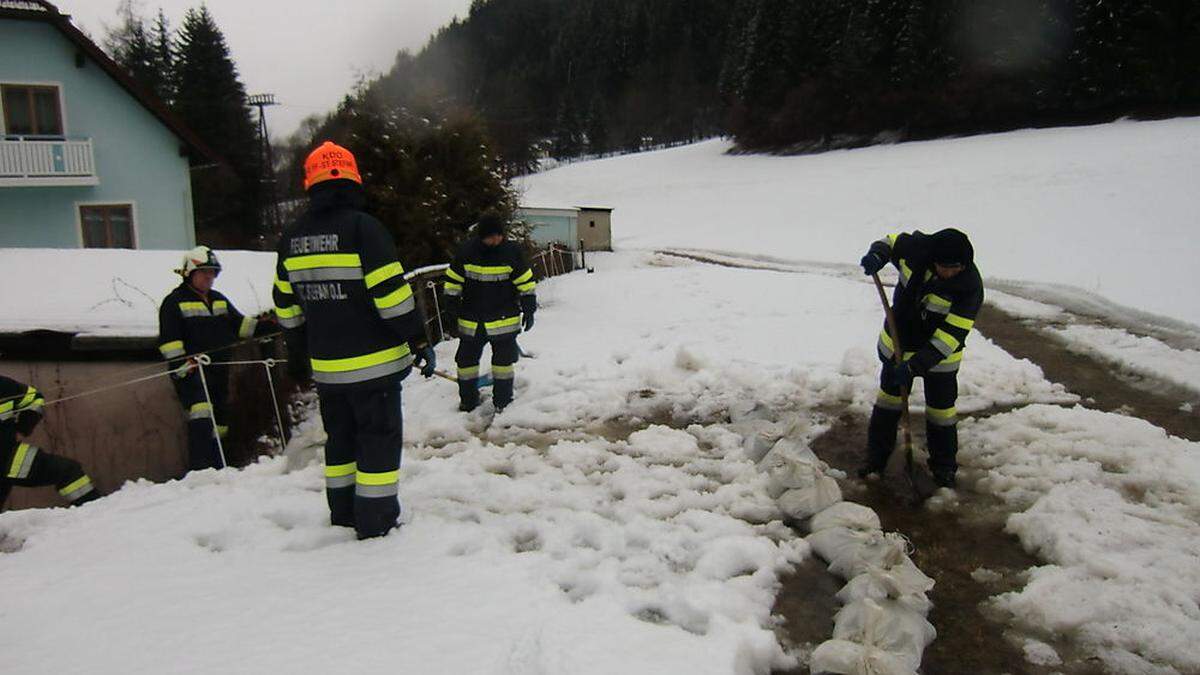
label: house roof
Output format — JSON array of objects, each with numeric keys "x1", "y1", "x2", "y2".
[{"x1": 0, "y1": 0, "x2": 221, "y2": 165}]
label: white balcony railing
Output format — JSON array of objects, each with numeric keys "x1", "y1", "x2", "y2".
[{"x1": 0, "y1": 137, "x2": 99, "y2": 186}]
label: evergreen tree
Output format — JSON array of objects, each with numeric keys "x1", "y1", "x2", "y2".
[
  {"x1": 150, "y1": 8, "x2": 176, "y2": 104},
  {"x1": 315, "y1": 90, "x2": 518, "y2": 267},
  {"x1": 173, "y1": 5, "x2": 262, "y2": 246},
  {"x1": 105, "y1": 2, "x2": 162, "y2": 99}
]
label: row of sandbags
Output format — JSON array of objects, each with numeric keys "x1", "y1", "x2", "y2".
[
  {"x1": 732, "y1": 411, "x2": 938, "y2": 675},
  {"x1": 807, "y1": 503, "x2": 938, "y2": 675}
]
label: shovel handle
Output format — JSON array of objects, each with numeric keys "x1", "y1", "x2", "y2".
[{"x1": 872, "y1": 274, "x2": 915, "y2": 472}]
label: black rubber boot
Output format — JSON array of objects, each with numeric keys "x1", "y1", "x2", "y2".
[
  {"x1": 931, "y1": 468, "x2": 957, "y2": 489},
  {"x1": 857, "y1": 457, "x2": 888, "y2": 479}
]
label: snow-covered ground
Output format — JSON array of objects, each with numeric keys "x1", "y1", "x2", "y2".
[
  {"x1": 0, "y1": 248, "x2": 276, "y2": 338},
  {"x1": 6, "y1": 119, "x2": 1199, "y2": 674},
  {"x1": 519, "y1": 118, "x2": 1200, "y2": 327},
  {"x1": 1, "y1": 252, "x2": 1074, "y2": 674},
  {"x1": 962, "y1": 405, "x2": 1200, "y2": 675}
]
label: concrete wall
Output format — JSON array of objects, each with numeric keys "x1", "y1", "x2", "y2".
[
  {"x1": 1, "y1": 359, "x2": 186, "y2": 509},
  {"x1": 578, "y1": 209, "x2": 612, "y2": 251},
  {"x1": 0, "y1": 20, "x2": 195, "y2": 250},
  {"x1": 1, "y1": 341, "x2": 291, "y2": 511}
]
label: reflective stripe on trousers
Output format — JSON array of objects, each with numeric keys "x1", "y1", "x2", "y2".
[{"x1": 6, "y1": 443, "x2": 38, "y2": 479}]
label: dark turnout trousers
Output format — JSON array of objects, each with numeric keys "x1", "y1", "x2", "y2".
[
  {"x1": 455, "y1": 325, "x2": 519, "y2": 410},
  {"x1": 173, "y1": 368, "x2": 229, "y2": 471},
  {"x1": 319, "y1": 381, "x2": 403, "y2": 539},
  {"x1": 866, "y1": 356, "x2": 960, "y2": 475},
  {"x1": 1, "y1": 431, "x2": 99, "y2": 511}
]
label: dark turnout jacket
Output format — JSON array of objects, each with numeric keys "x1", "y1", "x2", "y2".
[
  {"x1": 869, "y1": 231, "x2": 984, "y2": 374},
  {"x1": 273, "y1": 182, "x2": 426, "y2": 388},
  {"x1": 443, "y1": 237, "x2": 537, "y2": 334},
  {"x1": 157, "y1": 285, "x2": 262, "y2": 372}
]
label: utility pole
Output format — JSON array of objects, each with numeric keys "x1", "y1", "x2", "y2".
[{"x1": 248, "y1": 93, "x2": 281, "y2": 235}]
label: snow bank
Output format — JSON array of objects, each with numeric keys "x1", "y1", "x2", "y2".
[
  {"x1": 1052, "y1": 324, "x2": 1200, "y2": 396},
  {"x1": 961, "y1": 405, "x2": 1200, "y2": 674},
  {"x1": 0, "y1": 251, "x2": 1085, "y2": 673},
  {"x1": 521, "y1": 118, "x2": 1200, "y2": 326},
  {"x1": 0, "y1": 417, "x2": 805, "y2": 674},
  {"x1": 0, "y1": 248, "x2": 277, "y2": 338}
]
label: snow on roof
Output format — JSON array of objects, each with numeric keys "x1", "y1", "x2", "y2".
[
  {"x1": 0, "y1": 248, "x2": 277, "y2": 340},
  {"x1": 0, "y1": 0, "x2": 52, "y2": 11}
]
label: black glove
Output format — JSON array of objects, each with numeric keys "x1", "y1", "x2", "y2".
[
  {"x1": 520, "y1": 295, "x2": 537, "y2": 332},
  {"x1": 15, "y1": 410, "x2": 42, "y2": 436},
  {"x1": 413, "y1": 345, "x2": 437, "y2": 378},
  {"x1": 861, "y1": 250, "x2": 887, "y2": 276}
]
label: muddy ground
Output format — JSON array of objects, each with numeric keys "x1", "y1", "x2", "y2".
[{"x1": 772, "y1": 300, "x2": 1197, "y2": 674}]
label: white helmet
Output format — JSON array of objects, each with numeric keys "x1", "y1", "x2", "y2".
[{"x1": 177, "y1": 245, "x2": 222, "y2": 278}]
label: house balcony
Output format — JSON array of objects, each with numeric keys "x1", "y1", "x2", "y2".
[{"x1": 0, "y1": 137, "x2": 98, "y2": 187}]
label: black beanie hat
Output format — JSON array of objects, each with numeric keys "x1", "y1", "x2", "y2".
[
  {"x1": 931, "y1": 228, "x2": 973, "y2": 265},
  {"x1": 475, "y1": 215, "x2": 507, "y2": 238}
]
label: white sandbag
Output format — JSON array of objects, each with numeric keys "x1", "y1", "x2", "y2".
[
  {"x1": 761, "y1": 444, "x2": 826, "y2": 498},
  {"x1": 809, "y1": 639, "x2": 915, "y2": 675},
  {"x1": 828, "y1": 533, "x2": 911, "y2": 580},
  {"x1": 836, "y1": 568, "x2": 934, "y2": 616},
  {"x1": 882, "y1": 558, "x2": 936, "y2": 598},
  {"x1": 779, "y1": 476, "x2": 843, "y2": 520},
  {"x1": 735, "y1": 419, "x2": 785, "y2": 463},
  {"x1": 808, "y1": 528, "x2": 909, "y2": 577},
  {"x1": 810, "y1": 502, "x2": 881, "y2": 533},
  {"x1": 832, "y1": 599, "x2": 936, "y2": 670},
  {"x1": 759, "y1": 436, "x2": 819, "y2": 468}
]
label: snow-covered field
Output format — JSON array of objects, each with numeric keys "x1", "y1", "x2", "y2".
[
  {"x1": 520, "y1": 118, "x2": 1200, "y2": 327},
  {"x1": 5, "y1": 119, "x2": 1200, "y2": 674},
  {"x1": 2, "y1": 252, "x2": 1075, "y2": 674}
]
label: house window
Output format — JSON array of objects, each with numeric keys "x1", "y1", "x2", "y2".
[
  {"x1": 2, "y1": 84, "x2": 64, "y2": 137},
  {"x1": 590, "y1": 220, "x2": 596, "y2": 228},
  {"x1": 80, "y1": 204, "x2": 135, "y2": 248}
]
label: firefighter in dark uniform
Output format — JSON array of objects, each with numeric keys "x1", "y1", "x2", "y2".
[
  {"x1": 858, "y1": 228, "x2": 983, "y2": 488},
  {"x1": 158, "y1": 246, "x2": 275, "y2": 472},
  {"x1": 274, "y1": 141, "x2": 435, "y2": 540},
  {"x1": 1, "y1": 374, "x2": 101, "y2": 511},
  {"x1": 443, "y1": 216, "x2": 537, "y2": 413}
]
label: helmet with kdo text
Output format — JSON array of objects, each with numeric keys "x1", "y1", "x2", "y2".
[{"x1": 304, "y1": 141, "x2": 362, "y2": 191}]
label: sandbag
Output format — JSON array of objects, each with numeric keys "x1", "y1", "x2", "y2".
[
  {"x1": 836, "y1": 568, "x2": 934, "y2": 616},
  {"x1": 808, "y1": 528, "x2": 910, "y2": 580},
  {"x1": 809, "y1": 639, "x2": 915, "y2": 675},
  {"x1": 810, "y1": 502, "x2": 881, "y2": 533},
  {"x1": 832, "y1": 599, "x2": 936, "y2": 670},
  {"x1": 779, "y1": 476, "x2": 843, "y2": 520},
  {"x1": 734, "y1": 418, "x2": 786, "y2": 463},
  {"x1": 761, "y1": 443, "x2": 826, "y2": 498}
]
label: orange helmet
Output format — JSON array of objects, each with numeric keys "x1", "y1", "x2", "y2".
[{"x1": 303, "y1": 141, "x2": 362, "y2": 190}]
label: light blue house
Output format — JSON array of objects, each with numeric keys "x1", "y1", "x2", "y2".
[{"x1": 0, "y1": 0, "x2": 210, "y2": 249}]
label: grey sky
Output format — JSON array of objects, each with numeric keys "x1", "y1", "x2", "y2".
[{"x1": 55, "y1": 0, "x2": 474, "y2": 138}]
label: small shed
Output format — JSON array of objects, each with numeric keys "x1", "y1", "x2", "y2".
[
  {"x1": 516, "y1": 205, "x2": 612, "y2": 252},
  {"x1": 577, "y1": 207, "x2": 613, "y2": 252},
  {"x1": 516, "y1": 206, "x2": 578, "y2": 249}
]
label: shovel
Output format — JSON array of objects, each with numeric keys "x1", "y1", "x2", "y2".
[
  {"x1": 432, "y1": 369, "x2": 494, "y2": 388},
  {"x1": 871, "y1": 273, "x2": 930, "y2": 503}
]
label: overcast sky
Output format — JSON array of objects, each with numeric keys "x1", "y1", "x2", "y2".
[{"x1": 55, "y1": 0, "x2": 474, "y2": 138}]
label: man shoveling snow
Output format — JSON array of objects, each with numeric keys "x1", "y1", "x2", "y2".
[{"x1": 857, "y1": 229, "x2": 984, "y2": 489}]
